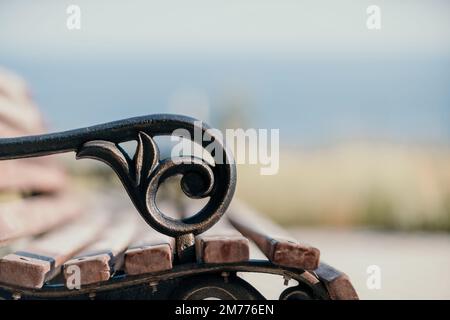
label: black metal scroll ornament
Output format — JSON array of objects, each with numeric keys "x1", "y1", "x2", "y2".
[{"x1": 0, "y1": 114, "x2": 236, "y2": 261}]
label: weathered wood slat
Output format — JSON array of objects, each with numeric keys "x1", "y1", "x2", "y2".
[
  {"x1": 0, "y1": 194, "x2": 82, "y2": 246},
  {"x1": 0, "y1": 68, "x2": 66, "y2": 195},
  {"x1": 0, "y1": 69, "x2": 45, "y2": 135},
  {"x1": 0, "y1": 212, "x2": 108, "y2": 289},
  {"x1": 313, "y1": 262, "x2": 359, "y2": 300},
  {"x1": 195, "y1": 219, "x2": 249, "y2": 264},
  {"x1": 178, "y1": 201, "x2": 249, "y2": 264},
  {"x1": 63, "y1": 212, "x2": 138, "y2": 286},
  {"x1": 227, "y1": 202, "x2": 320, "y2": 270},
  {"x1": 124, "y1": 227, "x2": 175, "y2": 275},
  {"x1": 0, "y1": 160, "x2": 67, "y2": 193},
  {"x1": 0, "y1": 100, "x2": 44, "y2": 135},
  {"x1": 0, "y1": 122, "x2": 23, "y2": 138}
]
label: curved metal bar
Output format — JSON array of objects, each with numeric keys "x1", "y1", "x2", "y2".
[
  {"x1": 0, "y1": 114, "x2": 212, "y2": 158},
  {"x1": 0, "y1": 260, "x2": 330, "y2": 300},
  {"x1": 0, "y1": 114, "x2": 237, "y2": 239}
]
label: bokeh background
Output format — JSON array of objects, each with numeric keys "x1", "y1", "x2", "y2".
[{"x1": 1, "y1": 0, "x2": 449, "y2": 299}]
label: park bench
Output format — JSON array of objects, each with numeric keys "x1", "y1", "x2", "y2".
[{"x1": 0, "y1": 106, "x2": 358, "y2": 299}]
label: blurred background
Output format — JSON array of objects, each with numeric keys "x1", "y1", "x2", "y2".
[{"x1": 0, "y1": 0, "x2": 449, "y2": 299}]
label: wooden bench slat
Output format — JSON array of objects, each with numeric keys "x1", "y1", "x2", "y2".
[
  {"x1": 124, "y1": 227, "x2": 175, "y2": 276},
  {"x1": 313, "y1": 262, "x2": 359, "y2": 300},
  {"x1": 0, "y1": 122, "x2": 23, "y2": 138},
  {"x1": 178, "y1": 201, "x2": 249, "y2": 264},
  {"x1": 0, "y1": 100, "x2": 44, "y2": 135},
  {"x1": 227, "y1": 201, "x2": 320, "y2": 270},
  {"x1": 0, "y1": 194, "x2": 82, "y2": 246},
  {"x1": 0, "y1": 160, "x2": 67, "y2": 193},
  {"x1": 123, "y1": 200, "x2": 178, "y2": 275},
  {"x1": 63, "y1": 212, "x2": 139, "y2": 286},
  {"x1": 0, "y1": 212, "x2": 108, "y2": 289},
  {"x1": 195, "y1": 220, "x2": 250, "y2": 264},
  {"x1": 0, "y1": 70, "x2": 45, "y2": 135},
  {"x1": 0, "y1": 70, "x2": 67, "y2": 195}
]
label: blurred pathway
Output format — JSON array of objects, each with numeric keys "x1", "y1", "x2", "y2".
[{"x1": 289, "y1": 228, "x2": 450, "y2": 299}]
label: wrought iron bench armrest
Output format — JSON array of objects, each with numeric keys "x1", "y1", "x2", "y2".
[
  {"x1": 0, "y1": 114, "x2": 236, "y2": 262},
  {"x1": 0, "y1": 114, "x2": 357, "y2": 300}
]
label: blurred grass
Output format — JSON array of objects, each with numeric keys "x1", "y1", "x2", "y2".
[
  {"x1": 65, "y1": 143, "x2": 450, "y2": 232},
  {"x1": 236, "y1": 143, "x2": 450, "y2": 232}
]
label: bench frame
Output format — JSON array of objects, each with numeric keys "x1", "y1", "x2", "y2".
[
  {"x1": 0, "y1": 114, "x2": 355, "y2": 300},
  {"x1": 0, "y1": 261, "x2": 335, "y2": 300}
]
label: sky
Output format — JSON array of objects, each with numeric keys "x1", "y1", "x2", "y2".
[
  {"x1": 0, "y1": 1, "x2": 449, "y2": 146},
  {"x1": 1, "y1": 0, "x2": 449, "y2": 57}
]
